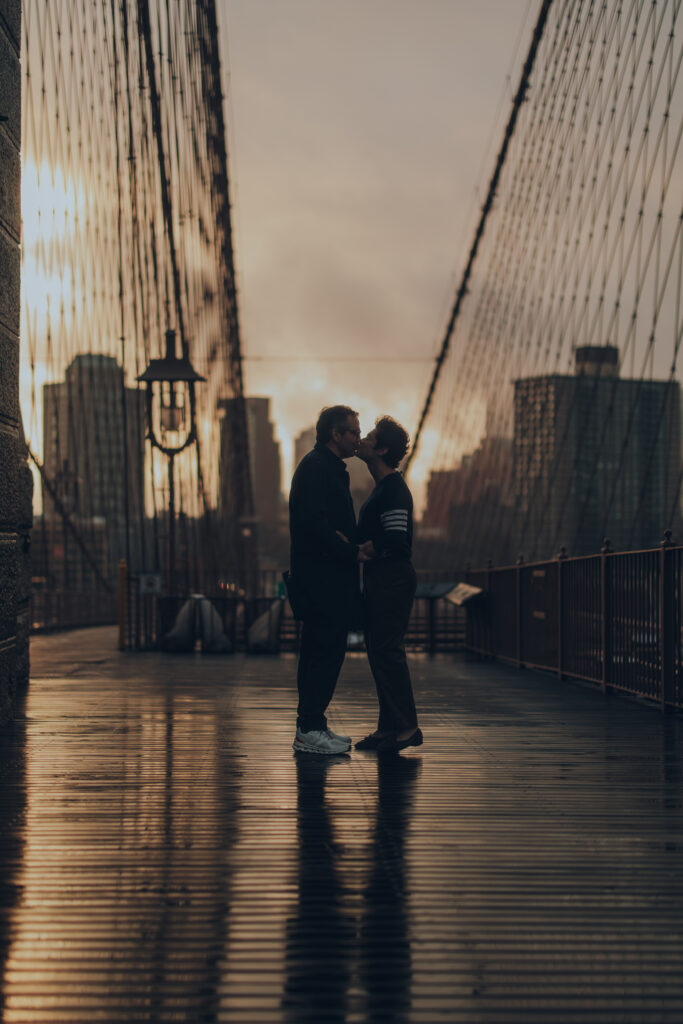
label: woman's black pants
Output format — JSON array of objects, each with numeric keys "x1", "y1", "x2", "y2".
[{"x1": 364, "y1": 560, "x2": 418, "y2": 733}]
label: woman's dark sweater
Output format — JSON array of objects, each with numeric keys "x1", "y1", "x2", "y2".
[{"x1": 357, "y1": 471, "x2": 413, "y2": 562}]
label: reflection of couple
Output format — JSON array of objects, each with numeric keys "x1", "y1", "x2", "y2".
[
  {"x1": 283, "y1": 752, "x2": 420, "y2": 1022},
  {"x1": 289, "y1": 405, "x2": 422, "y2": 756}
]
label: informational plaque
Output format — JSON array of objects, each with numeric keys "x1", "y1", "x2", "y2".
[{"x1": 444, "y1": 582, "x2": 483, "y2": 606}]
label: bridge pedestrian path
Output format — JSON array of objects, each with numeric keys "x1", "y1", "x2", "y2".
[{"x1": 1, "y1": 627, "x2": 682, "y2": 1023}]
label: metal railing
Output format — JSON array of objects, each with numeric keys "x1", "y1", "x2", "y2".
[
  {"x1": 31, "y1": 540, "x2": 683, "y2": 713},
  {"x1": 31, "y1": 588, "x2": 117, "y2": 633},
  {"x1": 121, "y1": 570, "x2": 465, "y2": 654},
  {"x1": 465, "y1": 536, "x2": 682, "y2": 711}
]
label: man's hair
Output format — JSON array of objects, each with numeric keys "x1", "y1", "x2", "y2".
[
  {"x1": 316, "y1": 405, "x2": 358, "y2": 444},
  {"x1": 374, "y1": 416, "x2": 410, "y2": 469}
]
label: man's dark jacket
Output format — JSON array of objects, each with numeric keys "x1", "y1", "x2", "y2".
[{"x1": 289, "y1": 443, "x2": 360, "y2": 625}]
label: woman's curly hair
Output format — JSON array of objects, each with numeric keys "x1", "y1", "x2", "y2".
[{"x1": 374, "y1": 416, "x2": 410, "y2": 469}]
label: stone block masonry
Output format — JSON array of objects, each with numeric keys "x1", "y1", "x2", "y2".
[{"x1": 0, "y1": 0, "x2": 32, "y2": 725}]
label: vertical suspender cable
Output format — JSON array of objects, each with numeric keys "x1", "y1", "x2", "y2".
[{"x1": 112, "y1": 0, "x2": 132, "y2": 573}]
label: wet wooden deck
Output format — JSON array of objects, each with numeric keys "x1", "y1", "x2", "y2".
[{"x1": 1, "y1": 626, "x2": 682, "y2": 1022}]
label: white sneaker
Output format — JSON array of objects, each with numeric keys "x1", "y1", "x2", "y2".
[
  {"x1": 293, "y1": 728, "x2": 351, "y2": 754},
  {"x1": 326, "y1": 726, "x2": 351, "y2": 744}
]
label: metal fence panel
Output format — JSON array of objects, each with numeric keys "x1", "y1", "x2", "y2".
[
  {"x1": 562, "y1": 556, "x2": 602, "y2": 683},
  {"x1": 31, "y1": 589, "x2": 117, "y2": 633},
  {"x1": 610, "y1": 550, "x2": 660, "y2": 701},
  {"x1": 675, "y1": 548, "x2": 683, "y2": 707},
  {"x1": 463, "y1": 569, "x2": 490, "y2": 655},
  {"x1": 521, "y1": 562, "x2": 558, "y2": 671},
  {"x1": 466, "y1": 544, "x2": 683, "y2": 711},
  {"x1": 489, "y1": 569, "x2": 518, "y2": 662}
]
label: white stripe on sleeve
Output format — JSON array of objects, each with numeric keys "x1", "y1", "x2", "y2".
[{"x1": 380, "y1": 509, "x2": 409, "y2": 532}]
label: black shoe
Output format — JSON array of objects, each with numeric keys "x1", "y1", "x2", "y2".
[
  {"x1": 376, "y1": 728, "x2": 423, "y2": 754},
  {"x1": 354, "y1": 732, "x2": 385, "y2": 750}
]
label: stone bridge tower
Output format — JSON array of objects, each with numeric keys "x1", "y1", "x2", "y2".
[{"x1": 0, "y1": 0, "x2": 32, "y2": 724}]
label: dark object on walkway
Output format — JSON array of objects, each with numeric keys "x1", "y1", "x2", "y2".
[
  {"x1": 161, "y1": 595, "x2": 232, "y2": 653},
  {"x1": 414, "y1": 580, "x2": 463, "y2": 655},
  {"x1": 376, "y1": 727, "x2": 424, "y2": 754},
  {"x1": 246, "y1": 599, "x2": 283, "y2": 653}
]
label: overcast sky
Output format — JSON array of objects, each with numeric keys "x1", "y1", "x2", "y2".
[{"x1": 218, "y1": 0, "x2": 535, "y2": 501}]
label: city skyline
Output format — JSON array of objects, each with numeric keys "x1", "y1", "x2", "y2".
[
  {"x1": 16, "y1": 0, "x2": 683, "y2": 543},
  {"x1": 21, "y1": 2, "x2": 539, "y2": 519}
]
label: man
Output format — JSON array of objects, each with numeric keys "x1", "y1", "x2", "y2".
[{"x1": 289, "y1": 405, "x2": 371, "y2": 754}]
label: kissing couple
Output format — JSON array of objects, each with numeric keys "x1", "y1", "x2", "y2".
[{"x1": 287, "y1": 405, "x2": 423, "y2": 755}]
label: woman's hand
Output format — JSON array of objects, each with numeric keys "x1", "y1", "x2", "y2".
[
  {"x1": 336, "y1": 531, "x2": 375, "y2": 562},
  {"x1": 357, "y1": 540, "x2": 375, "y2": 562}
]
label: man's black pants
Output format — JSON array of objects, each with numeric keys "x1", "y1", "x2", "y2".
[
  {"x1": 297, "y1": 615, "x2": 349, "y2": 733},
  {"x1": 364, "y1": 560, "x2": 418, "y2": 734}
]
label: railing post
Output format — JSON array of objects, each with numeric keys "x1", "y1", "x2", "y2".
[
  {"x1": 118, "y1": 559, "x2": 127, "y2": 652},
  {"x1": 659, "y1": 530, "x2": 675, "y2": 710},
  {"x1": 464, "y1": 562, "x2": 473, "y2": 653},
  {"x1": 486, "y1": 559, "x2": 493, "y2": 657},
  {"x1": 600, "y1": 538, "x2": 612, "y2": 693},
  {"x1": 516, "y1": 554, "x2": 524, "y2": 669},
  {"x1": 428, "y1": 597, "x2": 437, "y2": 657},
  {"x1": 557, "y1": 547, "x2": 567, "y2": 679}
]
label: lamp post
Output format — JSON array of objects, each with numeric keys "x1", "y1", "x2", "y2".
[{"x1": 138, "y1": 329, "x2": 205, "y2": 593}]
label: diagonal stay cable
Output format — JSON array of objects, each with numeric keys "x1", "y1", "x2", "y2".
[
  {"x1": 27, "y1": 444, "x2": 114, "y2": 594},
  {"x1": 405, "y1": 0, "x2": 555, "y2": 474}
]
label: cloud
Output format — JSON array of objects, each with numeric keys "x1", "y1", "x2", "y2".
[{"x1": 221, "y1": 0, "x2": 536, "y2": 501}]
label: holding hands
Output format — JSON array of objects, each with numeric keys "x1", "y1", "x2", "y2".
[{"x1": 336, "y1": 531, "x2": 375, "y2": 563}]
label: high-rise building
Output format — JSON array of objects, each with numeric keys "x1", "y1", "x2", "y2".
[
  {"x1": 42, "y1": 354, "x2": 146, "y2": 576},
  {"x1": 421, "y1": 469, "x2": 457, "y2": 533},
  {"x1": 419, "y1": 436, "x2": 515, "y2": 566},
  {"x1": 514, "y1": 346, "x2": 680, "y2": 558},
  {"x1": 294, "y1": 426, "x2": 316, "y2": 468},
  {"x1": 220, "y1": 396, "x2": 282, "y2": 532}
]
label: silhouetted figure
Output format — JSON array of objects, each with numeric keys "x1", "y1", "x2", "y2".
[
  {"x1": 289, "y1": 405, "x2": 371, "y2": 755},
  {"x1": 355, "y1": 417, "x2": 422, "y2": 754},
  {"x1": 359, "y1": 755, "x2": 421, "y2": 1022},
  {"x1": 282, "y1": 755, "x2": 354, "y2": 1021}
]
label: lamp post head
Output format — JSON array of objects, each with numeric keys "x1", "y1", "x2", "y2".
[
  {"x1": 137, "y1": 330, "x2": 205, "y2": 453},
  {"x1": 137, "y1": 329, "x2": 205, "y2": 385}
]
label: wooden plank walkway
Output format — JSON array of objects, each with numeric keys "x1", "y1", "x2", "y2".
[{"x1": 1, "y1": 626, "x2": 682, "y2": 1023}]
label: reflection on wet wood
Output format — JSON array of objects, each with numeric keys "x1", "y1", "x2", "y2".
[{"x1": 1, "y1": 626, "x2": 682, "y2": 1022}]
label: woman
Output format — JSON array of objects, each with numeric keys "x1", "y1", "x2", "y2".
[{"x1": 354, "y1": 416, "x2": 422, "y2": 753}]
